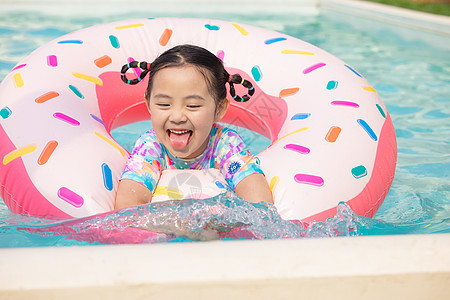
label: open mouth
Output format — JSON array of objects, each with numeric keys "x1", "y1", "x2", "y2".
[{"x1": 167, "y1": 129, "x2": 193, "y2": 148}]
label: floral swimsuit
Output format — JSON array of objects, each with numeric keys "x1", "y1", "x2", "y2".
[{"x1": 121, "y1": 123, "x2": 263, "y2": 193}]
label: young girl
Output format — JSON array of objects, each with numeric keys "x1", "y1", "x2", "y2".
[{"x1": 115, "y1": 44, "x2": 273, "y2": 209}]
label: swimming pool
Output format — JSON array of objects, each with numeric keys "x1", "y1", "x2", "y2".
[
  {"x1": 0, "y1": 0, "x2": 449, "y2": 248},
  {"x1": 0, "y1": 1, "x2": 449, "y2": 298}
]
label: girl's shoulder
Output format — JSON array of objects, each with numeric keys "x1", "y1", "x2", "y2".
[
  {"x1": 139, "y1": 129, "x2": 157, "y2": 138},
  {"x1": 132, "y1": 129, "x2": 163, "y2": 154},
  {"x1": 212, "y1": 123, "x2": 241, "y2": 139},
  {"x1": 212, "y1": 124, "x2": 245, "y2": 148},
  {"x1": 135, "y1": 129, "x2": 159, "y2": 143}
]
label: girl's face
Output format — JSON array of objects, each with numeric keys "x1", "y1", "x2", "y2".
[{"x1": 148, "y1": 66, "x2": 228, "y2": 159}]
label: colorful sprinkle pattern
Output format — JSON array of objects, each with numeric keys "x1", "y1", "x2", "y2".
[
  {"x1": 0, "y1": 18, "x2": 391, "y2": 220},
  {"x1": 47, "y1": 55, "x2": 58, "y2": 67},
  {"x1": 35, "y1": 91, "x2": 59, "y2": 103},
  {"x1": 37, "y1": 141, "x2": 58, "y2": 165},
  {"x1": 0, "y1": 107, "x2": 12, "y2": 119},
  {"x1": 57, "y1": 187, "x2": 84, "y2": 208}
]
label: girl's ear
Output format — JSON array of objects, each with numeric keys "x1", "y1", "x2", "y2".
[
  {"x1": 214, "y1": 97, "x2": 230, "y2": 122},
  {"x1": 145, "y1": 94, "x2": 151, "y2": 110}
]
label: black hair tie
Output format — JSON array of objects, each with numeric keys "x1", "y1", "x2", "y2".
[
  {"x1": 228, "y1": 74, "x2": 255, "y2": 102},
  {"x1": 120, "y1": 61, "x2": 150, "y2": 85}
]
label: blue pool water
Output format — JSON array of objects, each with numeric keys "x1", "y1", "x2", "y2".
[{"x1": 0, "y1": 5, "x2": 449, "y2": 247}]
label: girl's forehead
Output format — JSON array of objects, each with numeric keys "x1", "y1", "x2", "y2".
[
  {"x1": 158, "y1": 65, "x2": 202, "y2": 75},
  {"x1": 150, "y1": 67, "x2": 214, "y2": 101},
  {"x1": 152, "y1": 65, "x2": 207, "y2": 85}
]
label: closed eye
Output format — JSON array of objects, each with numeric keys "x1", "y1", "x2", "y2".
[
  {"x1": 156, "y1": 103, "x2": 170, "y2": 108},
  {"x1": 187, "y1": 105, "x2": 201, "y2": 109}
]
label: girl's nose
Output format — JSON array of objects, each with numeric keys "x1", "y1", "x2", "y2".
[{"x1": 169, "y1": 108, "x2": 187, "y2": 123}]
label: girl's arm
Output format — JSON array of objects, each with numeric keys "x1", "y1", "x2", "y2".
[
  {"x1": 234, "y1": 173, "x2": 273, "y2": 204},
  {"x1": 115, "y1": 179, "x2": 153, "y2": 210}
]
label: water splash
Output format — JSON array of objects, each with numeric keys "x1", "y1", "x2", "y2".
[
  {"x1": 306, "y1": 202, "x2": 366, "y2": 237},
  {"x1": 1, "y1": 192, "x2": 448, "y2": 247},
  {"x1": 14, "y1": 193, "x2": 372, "y2": 245}
]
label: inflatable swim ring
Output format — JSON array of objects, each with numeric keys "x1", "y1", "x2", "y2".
[{"x1": 0, "y1": 18, "x2": 397, "y2": 221}]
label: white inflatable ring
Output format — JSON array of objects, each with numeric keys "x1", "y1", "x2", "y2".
[{"x1": 0, "y1": 18, "x2": 397, "y2": 221}]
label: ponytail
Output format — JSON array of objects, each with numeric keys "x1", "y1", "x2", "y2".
[
  {"x1": 120, "y1": 61, "x2": 150, "y2": 85},
  {"x1": 227, "y1": 73, "x2": 255, "y2": 103}
]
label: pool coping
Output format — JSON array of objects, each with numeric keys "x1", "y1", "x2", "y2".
[{"x1": 1, "y1": 234, "x2": 449, "y2": 299}]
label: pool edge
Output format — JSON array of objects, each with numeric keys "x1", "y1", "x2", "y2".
[{"x1": 1, "y1": 234, "x2": 449, "y2": 299}]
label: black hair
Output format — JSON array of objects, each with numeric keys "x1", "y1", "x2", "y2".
[{"x1": 120, "y1": 44, "x2": 255, "y2": 111}]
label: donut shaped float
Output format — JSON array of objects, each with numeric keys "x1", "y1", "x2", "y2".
[{"x1": 0, "y1": 18, "x2": 397, "y2": 221}]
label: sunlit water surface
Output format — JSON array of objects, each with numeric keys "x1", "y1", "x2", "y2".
[{"x1": 0, "y1": 6, "x2": 449, "y2": 247}]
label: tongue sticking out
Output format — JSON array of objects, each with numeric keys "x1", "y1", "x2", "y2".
[{"x1": 169, "y1": 131, "x2": 191, "y2": 148}]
